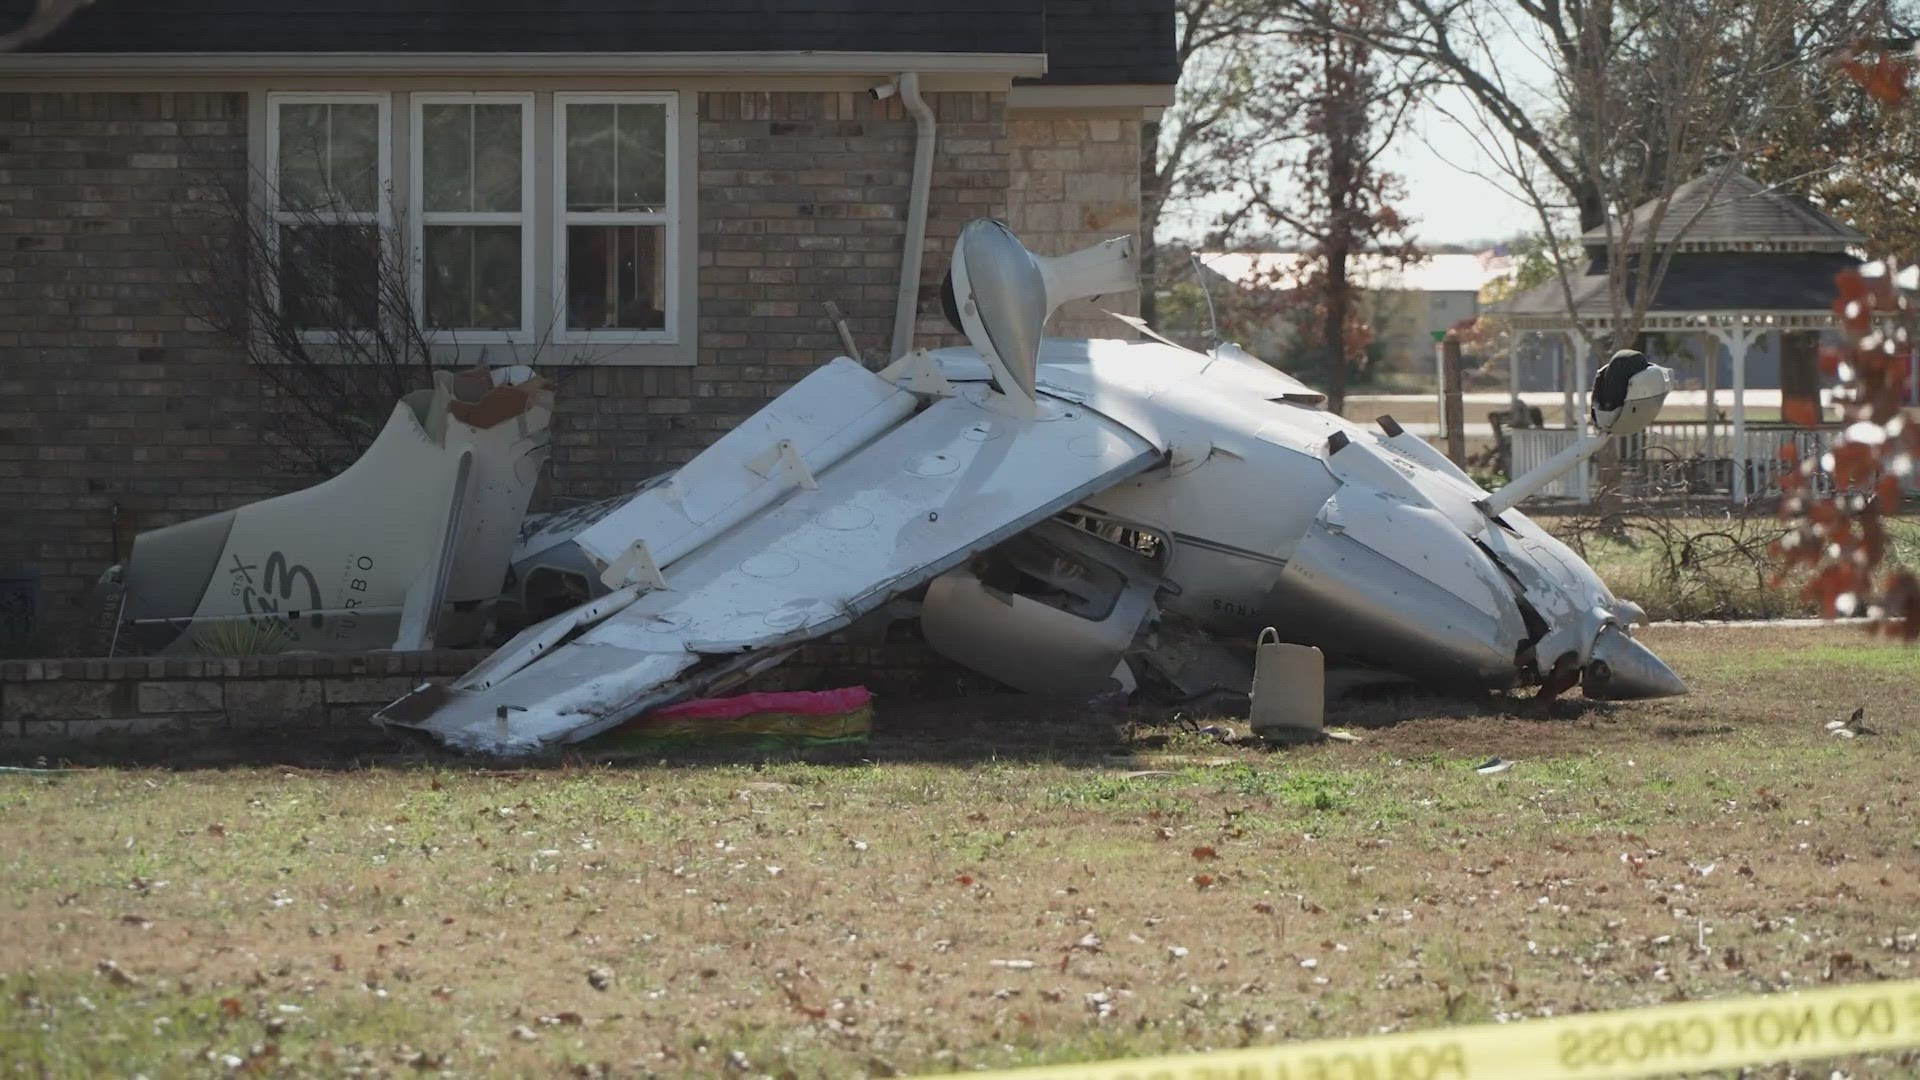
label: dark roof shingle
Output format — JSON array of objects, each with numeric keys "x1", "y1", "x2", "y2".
[
  {"x1": 1496, "y1": 251, "x2": 1861, "y2": 321},
  {"x1": 1584, "y1": 172, "x2": 1867, "y2": 248},
  {"x1": 6, "y1": 0, "x2": 1176, "y2": 85}
]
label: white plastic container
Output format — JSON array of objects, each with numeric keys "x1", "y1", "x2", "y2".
[{"x1": 1249, "y1": 628, "x2": 1324, "y2": 741}]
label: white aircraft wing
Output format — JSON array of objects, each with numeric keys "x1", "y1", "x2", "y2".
[{"x1": 375, "y1": 383, "x2": 1158, "y2": 753}]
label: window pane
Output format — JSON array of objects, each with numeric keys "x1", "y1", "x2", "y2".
[
  {"x1": 276, "y1": 103, "x2": 330, "y2": 211},
  {"x1": 276, "y1": 102, "x2": 379, "y2": 213},
  {"x1": 423, "y1": 102, "x2": 522, "y2": 213},
  {"x1": 278, "y1": 223, "x2": 379, "y2": 331},
  {"x1": 614, "y1": 103, "x2": 667, "y2": 209},
  {"x1": 565, "y1": 103, "x2": 617, "y2": 213},
  {"x1": 566, "y1": 224, "x2": 665, "y2": 331},
  {"x1": 326, "y1": 104, "x2": 381, "y2": 213},
  {"x1": 424, "y1": 225, "x2": 521, "y2": 331},
  {"x1": 471, "y1": 104, "x2": 523, "y2": 212},
  {"x1": 420, "y1": 103, "x2": 471, "y2": 213}
]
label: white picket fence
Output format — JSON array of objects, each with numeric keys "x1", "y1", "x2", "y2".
[{"x1": 1509, "y1": 422, "x2": 1839, "y2": 504}]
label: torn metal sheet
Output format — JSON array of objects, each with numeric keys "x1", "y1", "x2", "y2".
[
  {"x1": 374, "y1": 384, "x2": 1157, "y2": 751},
  {"x1": 110, "y1": 367, "x2": 552, "y2": 654},
  {"x1": 571, "y1": 357, "x2": 916, "y2": 589},
  {"x1": 376, "y1": 218, "x2": 1684, "y2": 754}
]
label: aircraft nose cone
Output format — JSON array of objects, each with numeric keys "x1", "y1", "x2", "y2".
[{"x1": 1583, "y1": 625, "x2": 1687, "y2": 699}]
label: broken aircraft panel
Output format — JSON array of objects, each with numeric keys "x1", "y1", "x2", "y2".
[
  {"x1": 103, "y1": 366, "x2": 553, "y2": 654},
  {"x1": 375, "y1": 218, "x2": 1685, "y2": 754},
  {"x1": 374, "y1": 378, "x2": 1157, "y2": 751}
]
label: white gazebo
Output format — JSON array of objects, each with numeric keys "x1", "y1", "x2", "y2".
[{"x1": 1493, "y1": 173, "x2": 1862, "y2": 503}]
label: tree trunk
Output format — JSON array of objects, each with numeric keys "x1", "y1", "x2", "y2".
[
  {"x1": 1442, "y1": 331, "x2": 1466, "y2": 466},
  {"x1": 1138, "y1": 117, "x2": 1162, "y2": 329},
  {"x1": 1574, "y1": 180, "x2": 1608, "y2": 235},
  {"x1": 1779, "y1": 329, "x2": 1822, "y2": 424},
  {"x1": 1324, "y1": 246, "x2": 1350, "y2": 417}
]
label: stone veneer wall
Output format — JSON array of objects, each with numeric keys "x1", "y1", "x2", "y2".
[
  {"x1": 1004, "y1": 113, "x2": 1143, "y2": 338},
  {"x1": 0, "y1": 89, "x2": 1012, "y2": 635}
]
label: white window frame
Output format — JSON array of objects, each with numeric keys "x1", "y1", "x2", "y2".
[
  {"x1": 264, "y1": 92, "x2": 392, "y2": 343},
  {"x1": 409, "y1": 92, "x2": 536, "y2": 344},
  {"x1": 553, "y1": 91, "x2": 681, "y2": 346}
]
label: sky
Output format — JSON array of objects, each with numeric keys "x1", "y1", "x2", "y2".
[{"x1": 1162, "y1": 23, "x2": 1562, "y2": 250}]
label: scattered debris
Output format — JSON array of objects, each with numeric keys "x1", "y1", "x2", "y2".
[
  {"x1": 103, "y1": 366, "x2": 554, "y2": 656},
  {"x1": 95, "y1": 959, "x2": 139, "y2": 987},
  {"x1": 1475, "y1": 758, "x2": 1516, "y2": 775},
  {"x1": 369, "y1": 222, "x2": 1684, "y2": 755},
  {"x1": 1826, "y1": 707, "x2": 1876, "y2": 738},
  {"x1": 587, "y1": 967, "x2": 614, "y2": 991}
]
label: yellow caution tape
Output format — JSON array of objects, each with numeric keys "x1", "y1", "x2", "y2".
[{"x1": 959, "y1": 980, "x2": 1920, "y2": 1080}]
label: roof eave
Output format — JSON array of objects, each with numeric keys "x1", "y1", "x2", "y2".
[{"x1": 0, "y1": 50, "x2": 1052, "y2": 78}]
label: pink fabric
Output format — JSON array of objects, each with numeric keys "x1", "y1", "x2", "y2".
[{"x1": 650, "y1": 686, "x2": 873, "y2": 721}]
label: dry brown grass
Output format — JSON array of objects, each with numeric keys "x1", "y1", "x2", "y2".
[{"x1": 3, "y1": 624, "x2": 1918, "y2": 1078}]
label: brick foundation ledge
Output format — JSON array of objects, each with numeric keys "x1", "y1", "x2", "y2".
[
  {"x1": 0, "y1": 636, "x2": 989, "y2": 742},
  {"x1": 0, "y1": 651, "x2": 487, "y2": 740}
]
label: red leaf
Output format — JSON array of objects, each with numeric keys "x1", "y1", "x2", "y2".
[
  {"x1": 1193, "y1": 873, "x2": 1216, "y2": 890},
  {"x1": 219, "y1": 997, "x2": 243, "y2": 1019},
  {"x1": 1877, "y1": 475, "x2": 1902, "y2": 509},
  {"x1": 1191, "y1": 846, "x2": 1218, "y2": 861},
  {"x1": 1843, "y1": 52, "x2": 1910, "y2": 104},
  {"x1": 954, "y1": 874, "x2": 974, "y2": 887}
]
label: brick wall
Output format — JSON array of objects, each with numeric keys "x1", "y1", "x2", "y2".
[
  {"x1": 0, "y1": 93, "x2": 267, "y2": 641},
  {"x1": 0, "y1": 89, "x2": 1014, "y2": 636},
  {"x1": 1005, "y1": 114, "x2": 1142, "y2": 338},
  {"x1": 0, "y1": 630, "x2": 985, "y2": 747}
]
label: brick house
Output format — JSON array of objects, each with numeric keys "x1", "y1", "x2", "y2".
[{"x1": 0, "y1": 1, "x2": 1176, "y2": 642}]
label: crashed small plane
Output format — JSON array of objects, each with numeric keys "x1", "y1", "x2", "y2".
[
  {"x1": 370, "y1": 219, "x2": 1685, "y2": 754},
  {"x1": 100, "y1": 366, "x2": 554, "y2": 654}
]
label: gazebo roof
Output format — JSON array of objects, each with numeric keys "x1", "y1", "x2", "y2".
[
  {"x1": 1494, "y1": 172, "x2": 1864, "y2": 331},
  {"x1": 1584, "y1": 172, "x2": 1867, "y2": 251},
  {"x1": 1496, "y1": 251, "x2": 1859, "y2": 329}
]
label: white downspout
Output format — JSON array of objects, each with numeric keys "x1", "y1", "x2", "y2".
[{"x1": 881, "y1": 72, "x2": 936, "y2": 361}]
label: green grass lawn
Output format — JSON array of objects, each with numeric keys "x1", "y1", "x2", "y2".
[{"x1": 4, "y1": 625, "x2": 1918, "y2": 1077}]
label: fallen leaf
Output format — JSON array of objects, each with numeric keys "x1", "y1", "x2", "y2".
[
  {"x1": 218, "y1": 997, "x2": 243, "y2": 1019},
  {"x1": 1191, "y1": 846, "x2": 1218, "y2": 861}
]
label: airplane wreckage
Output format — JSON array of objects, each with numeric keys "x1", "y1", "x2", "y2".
[{"x1": 103, "y1": 219, "x2": 1686, "y2": 754}]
